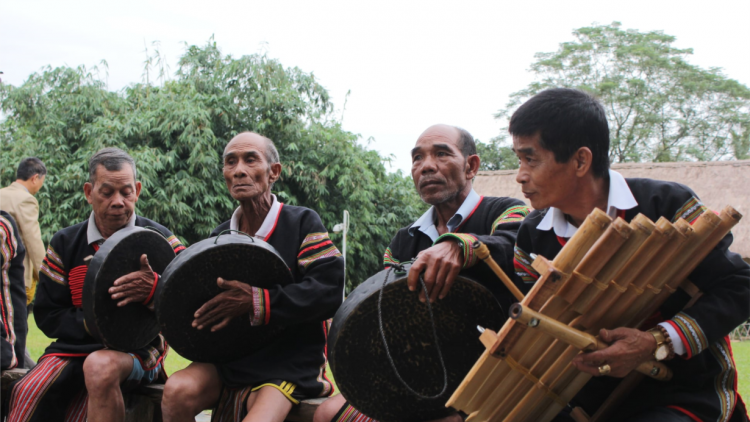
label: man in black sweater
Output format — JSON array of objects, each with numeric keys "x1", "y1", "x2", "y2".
[
  {"x1": 510, "y1": 88, "x2": 749, "y2": 422},
  {"x1": 161, "y1": 132, "x2": 345, "y2": 422},
  {"x1": 7, "y1": 148, "x2": 185, "y2": 422},
  {"x1": 314, "y1": 124, "x2": 531, "y2": 422}
]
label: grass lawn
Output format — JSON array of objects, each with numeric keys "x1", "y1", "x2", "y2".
[{"x1": 733, "y1": 341, "x2": 750, "y2": 399}]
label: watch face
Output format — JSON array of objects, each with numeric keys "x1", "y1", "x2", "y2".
[{"x1": 655, "y1": 345, "x2": 669, "y2": 361}]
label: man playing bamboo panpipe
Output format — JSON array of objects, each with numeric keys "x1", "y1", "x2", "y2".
[
  {"x1": 314, "y1": 124, "x2": 532, "y2": 422},
  {"x1": 510, "y1": 88, "x2": 749, "y2": 422}
]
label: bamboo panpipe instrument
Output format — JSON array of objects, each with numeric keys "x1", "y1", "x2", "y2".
[
  {"x1": 509, "y1": 303, "x2": 672, "y2": 381},
  {"x1": 446, "y1": 206, "x2": 742, "y2": 422},
  {"x1": 474, "y1": 241, "x2": 525, "y2": 302}
]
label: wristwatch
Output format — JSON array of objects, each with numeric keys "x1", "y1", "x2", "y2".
[{"x1": 648, "y1": 327, "x2": 674, "y2": 361}]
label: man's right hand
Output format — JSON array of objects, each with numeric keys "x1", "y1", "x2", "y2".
[{"x1": 407, "y1": 241, "x2": 464, "y2": 303}]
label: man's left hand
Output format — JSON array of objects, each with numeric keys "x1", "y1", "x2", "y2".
[
  {"x1": 571, "y1": 327, "x2": 657, "y2": 377},
  {"x1": 109, "y1": 254, "x2": 155, "y2": 307},
  {"x1": 407, "y1": 241, "x2": 464, "y2": 303},
  {"x1": 192, "y1": 277, "x2": 254, "y2": 332}
]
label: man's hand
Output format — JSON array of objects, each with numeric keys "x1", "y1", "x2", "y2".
[
  {"x1": 571, "y1": 327, "x2": 657, "y2": 377},
  {"x1": 407, "y1": 241, "x2": 464, "y2": 303},
  {"x1": 192, "y1": 277, "x2": 254, "y2": 332},
  {"x1": 109, "y1": 254, "x2": 155, "y2": 307}
]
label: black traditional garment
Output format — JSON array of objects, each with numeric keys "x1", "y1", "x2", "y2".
[
  {"x1": 7, "y1": 215, "x2": 184, "y2": 422},
  {"x1": 210, "y1": 202, "x2": 345, "y2": 407},
  {"x1": 514, "y1": 177, "x2": 750, "y2": 422},
  {"x1": 332, "y1": 193, "x2": 531, "y2": 422},
  {"x1": 1, "y1": 211, "x2": 27, "y2": 370},
  {"x1": 384, "y1": 195, "x2": 531, "y2": 313}
]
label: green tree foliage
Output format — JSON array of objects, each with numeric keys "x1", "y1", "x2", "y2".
[
  {"x1": 476, "y1": 135, "x2": 518, "y2": 171},
  {"x1": 490, "y1": 22, "x2": 750, "y2": 168},
  {"x1": 0, "y1": 40, "x2": 425, "y2": 290}
]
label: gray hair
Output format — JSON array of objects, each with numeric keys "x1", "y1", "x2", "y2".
[{"x1": 89, "y1": 147, "x2": 137, "y2": 184}]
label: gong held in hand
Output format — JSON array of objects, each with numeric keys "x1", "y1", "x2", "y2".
[
  {"x1": 82, "y1": 226, "x2": 176, "y2": 351},
  {"x1": 155, "y1": 230, "x2": 293, "y2": 363},
  {"x1": 328, "y1": 263, "x2": 505, "y2": 422}
]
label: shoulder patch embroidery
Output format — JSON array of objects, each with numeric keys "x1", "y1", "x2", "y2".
[
  {"x1": 514, "y1": 245, "x2": 539, "y2": 284},
  {"x1": 40, "y1": 246, "x2": 67, "y2": 285},
  {"x1": 383, "y1": 247, "x2": 400, "y2": 268},
  {"x1": 709, "y1": 337, "x2": 737, "y2": 422},
  {"x1": 673, "y1": 196, "x2": 707, "y2": 224},
  {"x1": 492, "y1": 205, "x2": 532, "y2": 232},
  {"x1": 0, "y1": 216, "x2": 17, "y2": 264},
  {"x1": 298, "y1": 232, "x2": 342, "y2": 269}
]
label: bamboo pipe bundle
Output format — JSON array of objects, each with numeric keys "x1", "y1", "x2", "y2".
[
  {"x1": 446, "y1": 207, "x2": 742, "y2": 422},
  {"x1": 512, "y1": 209, "x2": 739, "y2": 422},
  {"x1": 447, "y1": 209, "x2": 613, "y2": 414},
  {"x1": 453, "y1": 215, "x2": 632, "y2": 422},
  {"x1": 472, "y1": 217, "x2": 630, "y2": 421}
]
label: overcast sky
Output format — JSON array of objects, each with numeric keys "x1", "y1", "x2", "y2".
[{"x1": 3, "y1": 0, "x2": 749, "y2": 173}]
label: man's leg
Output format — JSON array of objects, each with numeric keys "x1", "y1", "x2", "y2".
[
  {"x1": 82, "y1": 350, "x2": 134, "y2": 422},
  {"x1": 162, "y1": 362, "x2": 222, "y2": 422},
  {"x1": 313, "y1": 395, "x2": 348, "y2": 422},
  {"x1": 243, "y1": 385, "x2": 293, "y2": 422}
]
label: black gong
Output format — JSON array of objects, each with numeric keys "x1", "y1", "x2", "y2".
[
  {"x1": 328, "y1": 263, "x2": 505, "y2": 422},
  {"x1": 155, "y1": 232, "x2": 294, "y2": 363},
  {"x1": 83, "y1": 226, "x2": 176, "y2": 351}
]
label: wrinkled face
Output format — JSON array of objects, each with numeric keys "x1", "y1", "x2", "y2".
[
  {"x1": 84, "y1": 165, "x2": 141, "y2": 233},
  {"x1": 223, "y1": 134, "x2": 279, "y2": 201},
  {"x1": 513, "y1": 133, "x2": 577, "y2": 210},
  {"x1": 411, "y1": 126, "x2": 470, "y2": 205}
]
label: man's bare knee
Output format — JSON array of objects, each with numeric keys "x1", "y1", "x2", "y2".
[
  {"x1": 163, "y1": 372, "x2": 203, "y2": 410},
  {"x1": 313, "y1": 395, "x2": 346, "y2": 422},
  {"x1": 83, "y1": 350, "x2": 131, "y2": 391}
]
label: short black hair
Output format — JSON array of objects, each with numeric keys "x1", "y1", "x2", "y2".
[
  {"x1": 455, "y1": 126, "x2": 477, "y2": 158},
  {"x1": 16, "y1": 157, "x2": 47, "y2": 181},
  {"x1": 509, "y1": 88, "x2": 610, "y2": 178},
  {"x1": 89, "y1": 147, "x2": 137, "y2": 184}
]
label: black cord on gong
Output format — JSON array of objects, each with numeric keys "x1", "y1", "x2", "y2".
[{"x1": 377, "y1": 264, "x2": 448, "y2": 399}]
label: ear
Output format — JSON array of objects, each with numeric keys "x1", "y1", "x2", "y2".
[
  {"x1": 465, "y1": 154, "x2": 480, "y2": 180},
  {"x1": 269, "y1": 162, "x2": 282, "y2": 184},
  {"x1": 134, "y1": 181, "x2": 142, "y2": 202},
  {"x1": 83, "y1": 182, "x2": 94, "y2": 205},
  {"x1": 573, "y1": 147, "x2": 594, "y2": 177}
]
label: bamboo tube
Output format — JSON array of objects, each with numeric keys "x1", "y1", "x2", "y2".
[
  {"x1": 556, "y1": 218, "x2": 632, "y2": 305},
  {"x1": 474, "y1": 241, "x2": 525, "y2": 302},
  {"x1": 510, "y1": 304, "x2": 672, "y2": 380},
  {"x1": 537, "y1": 371, "x2": 593, "y2": 422},
  {"x1": 597, "y1": 219, "x2": 692, "y2": 329},
  {"x1": 576, "y1": 217, "x2": 675, "y2": 330},
  {"x1": 570, "y1": 215, "x2": 654, "y2": 315},
  {"x1": 551, "y1": 207, "x2": 612, "y2": 275},
  {"x1": 630, "y1": 206, "x2": 742, "y2": 328},
  {"x1": 618, "y1": 211, "x2": 720, "y2": 326}
]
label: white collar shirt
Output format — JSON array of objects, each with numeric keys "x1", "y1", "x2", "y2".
[
  {"x1": 408, "y1": 189, "x2": 482, "y2": 242},
  {"x1": 86, "y1": 211, "x2": 137, "y2": 245},
  {"x1": 229, "y1": 194, "x2": 282, "y2": 240},
  {"x1": 536, "y1": 169, "x2": 638, "y2": 238}
]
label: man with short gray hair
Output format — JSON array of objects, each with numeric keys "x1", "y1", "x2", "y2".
[{"x1": 7, "y1": 147, "x2": 185, "y2": 422}]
